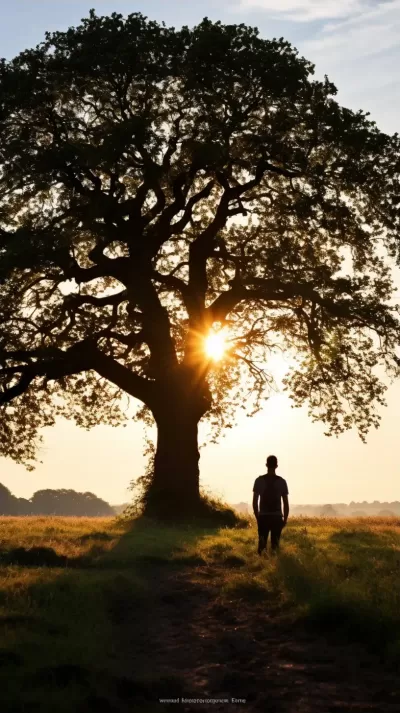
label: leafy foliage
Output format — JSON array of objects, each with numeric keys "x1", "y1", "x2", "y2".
[{"x1": 1, "y1": 10, "x2": 400, "y2": 470}]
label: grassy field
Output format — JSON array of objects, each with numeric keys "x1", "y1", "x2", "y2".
[{"x1": 1, "y1": 514, "x2": 400, "y2": 712}]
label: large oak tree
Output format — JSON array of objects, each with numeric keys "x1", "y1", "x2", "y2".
[{"x1": 1, "y1": 11, "x2": 400, "y2": 517}]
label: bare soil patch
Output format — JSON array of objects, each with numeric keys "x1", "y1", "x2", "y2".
[{"x1": 113, "y1": 562, "x2": 400, "y2": 713}]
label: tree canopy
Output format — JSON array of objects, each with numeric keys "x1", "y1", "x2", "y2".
[{"x1": 0, "y1": 11, "x2": 400, "y2": 498}]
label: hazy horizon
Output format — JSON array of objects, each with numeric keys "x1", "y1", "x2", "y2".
[
  {"x1": 4, "y1": 474, "x2": 400, "y2": 510},
  {"x1": 1, "y1": 0, "x2": 400, "y2": 507}
]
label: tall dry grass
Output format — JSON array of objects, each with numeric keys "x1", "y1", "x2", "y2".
[{"x1": 1, "y1": 514, "x2": 400, "y2": 711}]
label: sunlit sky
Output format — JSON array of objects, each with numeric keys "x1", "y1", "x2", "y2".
[{"x1": 1, "y1": 0, "x2": 400, "y2": 507}]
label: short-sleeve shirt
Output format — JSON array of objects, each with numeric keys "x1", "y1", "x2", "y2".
[{"x1": 253, "y1": 474, "x2": 289, "y2": 515}]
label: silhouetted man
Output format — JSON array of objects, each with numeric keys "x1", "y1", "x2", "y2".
[{"x1": 252, "y1": 455, "x2": 289, "y2": 555}]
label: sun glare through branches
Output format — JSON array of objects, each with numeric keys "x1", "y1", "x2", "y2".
[{"x1": 205, "y1": 331, "x2": 227, "y2": 361}]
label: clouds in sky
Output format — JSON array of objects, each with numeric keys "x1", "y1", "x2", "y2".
[
  {"x1": 237, "y1": 0, "x2": 365, "y2": 21},
  {"x1": 300, "y1": 1, "x2": 400, "y2": 133},
  {"x1": 304, "y1": 1, "x2": 400, "y2": 59},
  {"x1": 231, "y1": 0, "x2": 400, "y2": 133}
]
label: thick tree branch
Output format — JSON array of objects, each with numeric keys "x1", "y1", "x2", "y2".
[
  {"x1": 0, "y1": 343, "x2": 92, "y2": 405},
  {"x1": 147, "y1": 171, "x2": 190, "y2": 250},
  {"x1": 169, "y1": 180, "x2": 215, "y2": 236},
  {"x1": 187, "y1": 158, "x2": 274, "y2": 320},
  {"x1": 62, "y1": 256, "x2": 128, "y2": 285},
  {"x1": 90, "y1": 348, "x2": 155, "y2": 405},
  {"x1": 106, "y1": 330, "x2": 145, "y2": 347},
  {"x1": 0, "y1": 340, "x2": 154, "y2": 407},
  {"x1": 207, "y1": 277, "x2": 365, "y2": 325},
  {"x1": 0, "y1": 372, "x2": 36, "y2": 404},
  {"x1": 131, "y1": 274, "x2": 179, "y2": 376},
  {"x1": 151, "y1": 269, "x2": 191, "y2": 312},
  {"x1": 63, "y1": 290, "x2": 131, "y2": 309}
]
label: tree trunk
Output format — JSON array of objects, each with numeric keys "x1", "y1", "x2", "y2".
[{"x1": 144, "y1": 401, "x2": 204, "y2": 519}]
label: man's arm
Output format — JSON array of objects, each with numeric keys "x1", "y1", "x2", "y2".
[
  {"x1": 252, "y1": 492, "x2": 259, "y2": 520},
  {"x1": 282, "y1": 494, "x2": 289, "y2": 526}
]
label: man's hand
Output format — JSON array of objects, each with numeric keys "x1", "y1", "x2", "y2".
[
  {"x1": 282, "y1": 519, "x2": 288, "y2": 528},
  {"x1": 252, "y1": 492, "x2": 259, "y2": 522},
  {"x1": 282, "y1": 494, "x2": 289, "y2": 527}
]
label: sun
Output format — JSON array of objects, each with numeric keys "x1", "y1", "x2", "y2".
[{"x1": 205, "y1": 331, "x2": 227, "y2": 361}]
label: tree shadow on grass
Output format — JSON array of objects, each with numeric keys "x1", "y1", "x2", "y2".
[
  {"x1": 0, "y1": 543, "x2": 116, "y2": 568},
  {"x1": 0, "y1": 515, "x2": 224, "y2": 713},
  {"x1": 0, "y1": 516, "x2": 215, "y2": 569},
  {"x1": 0, "y1": 546, "x2": 69, "y2": 568},
  {"x1": 78, "y1": 532, "x2": 115, "y2": 543},
  {"x1": 3, "y1": 518, "x2": 400, "y2": 712}
]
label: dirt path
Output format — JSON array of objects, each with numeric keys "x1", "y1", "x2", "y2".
[{"x1": 118, "y1": 562, "x2": 400, "y2": 713}]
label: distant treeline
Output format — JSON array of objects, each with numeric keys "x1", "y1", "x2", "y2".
[
  {"x1": 291, "y1": 502, "x2": 400, "y2": 518},
  {"x1": 233, "y1": 501, "x2": 400, "y2": 518},
  {"x1": 0, "y1": 483, "x2": 118, "y2": 516}
]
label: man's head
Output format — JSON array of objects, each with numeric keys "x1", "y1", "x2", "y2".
[{"x1": 266, "y1": 455, "x2": 278, "y2": 470}]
